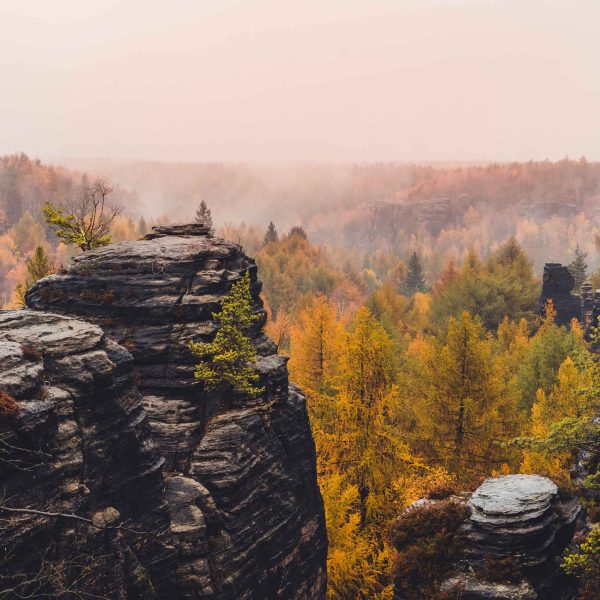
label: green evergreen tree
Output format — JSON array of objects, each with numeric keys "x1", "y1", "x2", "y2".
[
  {"x1": 14, "y1": 246, "x2": 53, "y2": 307},
  {"x1": 189, "y1": 272, "x2": 264, "y2": 397},
  {"x1": 568, "y1": 245, "x2": 588, "y2": 293},
  {"x1": 404, "y1": 251, "x2": 426, "y2": 296},
  {"x1": 195, "y1": 200, "x2": 214, "y2": 231},
  {"x1": 263, "y1": 221, "x2": 278, "y2": 246}
]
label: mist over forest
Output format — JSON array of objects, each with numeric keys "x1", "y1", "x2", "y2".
[{"x1": 7, "y1": 154, "x2": 600, "y2": 269}]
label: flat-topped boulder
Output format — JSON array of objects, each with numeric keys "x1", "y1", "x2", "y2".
[
  {"x1": 464, "y1": 475, "x2": 579, "y2": 569},
  {"x1": 438, "y1": 474, "x2": 580, "y2": 599},
  {"x1": 145, "y1": 223, "x2": 213, "y2": 238},
  {"x1": 469, "y1": 474, "x2": 558, "y2": 523}
]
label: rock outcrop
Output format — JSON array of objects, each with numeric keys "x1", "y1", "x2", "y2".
[
  {"x1": 442, "y1": 474, "x2": 579, "y2": 600},
  {"x1": 538, "y1": 263, "x2": 584, "y2": 328},
  {"x1": 465, "y1": 475, "x2": 579, "y2": 568},
  {"x1": 0, "y1": 310, "x2": 177, "y2": 598},
  {"x1": 24, "y1": 224, "x2": 327, "y2": 599}
]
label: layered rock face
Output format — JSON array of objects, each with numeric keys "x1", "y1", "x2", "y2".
[
  {"x1": 0, "y1": 310, "x2": 176, "y2": 598},
  {"x1": 465, "y1": 475, "x2": 579, "y2": 569},
  {"x1": 25, "y1": 224, "x2": 327, "y2": 599},
  {"x1": 442, "y1": 474, "x2": 579, "y2": 600}
]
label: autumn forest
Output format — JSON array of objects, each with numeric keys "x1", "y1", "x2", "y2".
[{"x1": 1, "y1": 153, "x2": 599, "y2": 597}]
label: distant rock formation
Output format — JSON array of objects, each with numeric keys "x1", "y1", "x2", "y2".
[
  {"x1": 441, "y1": 474, "x2": 579, "y2": 600},
  {"x1": 16, "y1": 224, "x2": 326, "y2": 598},
  {"x1": 538, "y1": 262, "x2": 599, "y2": 333}
]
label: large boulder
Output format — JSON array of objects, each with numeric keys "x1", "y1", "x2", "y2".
[
  {"x1": 465, "y1": 475, "x2": 578, "y2": 568},
  {"x1": 443, "y1": 474, "x2": 579, "y2": 599}
]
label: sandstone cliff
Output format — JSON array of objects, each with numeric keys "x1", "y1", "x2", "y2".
[
  {"x1": 3, "y1": 224, "x2": 327, "y2": 598},
  {"x1": 0, "y1": 310, "x2": 177, "y2": 598}
]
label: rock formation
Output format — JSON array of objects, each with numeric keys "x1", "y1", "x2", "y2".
[
  {"x1": 538, "y1": 262, "x2": 600, "y2": 336},
  {"x1": 23, "y1": 223, "x2": 327, "y2": 599},
  {"x1": 538, "y1": 263, "x2": 582, "y2": 327},
  {"x1": 442, "y1": 474, "x2": 579, "y2": 600},
  {"x1": 465, "y1": 475, "x2": 579, "y2": 567},
  {"x1": 0, "y1": 310, "x2": 177, "y2": 598}
]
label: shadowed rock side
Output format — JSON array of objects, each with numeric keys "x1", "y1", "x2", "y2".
[
  {"x1": 0, "y1": 310, "x2": 177, "y2": 598},
  {"x1": 26, "y1": 224, "x2": 327, "y2": 599}
]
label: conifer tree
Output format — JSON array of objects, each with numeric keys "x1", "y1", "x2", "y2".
[
  {"x1": 568, "y1": 245, "x2": 588, "y2": 293},
  {"x1": 288, "y1": 294, "x2": 343, "y2": 397},
  {"x1": 195, "y1": 199, "x2": 214, "y2": 232},
  {"x1": 519, "y1": 357, "x2": 588, "y2": 481},
  {"x1": 14, "y1": 245, "x2": 53, "y2": 307},
  {"x1": 263, "y1": 221, "x2": 278, "y2": 246},
  {"x1": 404, "y1": 251, "x2": 426, "y2": 296},
  {"x1": 189, "y1": 272, "x2": 263, "y2": 397},
  {"x1": 337, "y1": 307, "x2": 410, "y2": 526},
  {"x1": 406, "y1": 311, "x2": 516, "y2": 475},
  {"x1": 514, "y1": 340, "x2": 600, "y2": 483}
]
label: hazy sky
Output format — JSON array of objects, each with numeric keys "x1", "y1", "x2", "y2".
[{"x1": 1, "y1": 0, "x2": 599, "y2": 162}]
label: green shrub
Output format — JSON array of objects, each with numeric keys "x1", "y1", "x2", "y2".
[{"x1": 562, "y1": 527, "x2": 600, "y2": 600}]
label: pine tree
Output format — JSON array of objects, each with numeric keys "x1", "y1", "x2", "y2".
[
  {"x1": 519, "y1": 357, "x2": 587, "y2": 481},
  {"x1": 406, "y1": 311, "x2": 516, "y2": 475},
  {"x1": 195, "y1": 200, "x2": 214, "y2": 232},
  {"x1": 14, "y1": 245, "x2": 54, "y2": 307},
  {"x1": 514, "y1": 340, "x2": 600, "y2": 484},
  {"x1": 338, "y1": 307, "x2": 410, "y2": 526},
  {"x1": 189, "y1": 272, "x2": 263, "y2": 397},
  {"x1": 263, "y1": 221, "x2": 278, "y2": 246},
  {"x1": 568, "y1": 245, "x2": 588, "y2": 293},
  {"x1": 289, "y1": 294, "x2": 344, "y2": 397},
  {"x1": 404, "y1": 251, "x2": 426, "y2": 296}
]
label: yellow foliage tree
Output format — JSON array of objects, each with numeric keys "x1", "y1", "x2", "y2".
[
  {"x1": 404, "y1": 311, "x2": 519, "y2": 478},
  {"x1": 521, "y1": 357, "x2": 590, "y2": 483}
]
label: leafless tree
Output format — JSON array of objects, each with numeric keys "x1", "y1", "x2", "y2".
[{"x1": 44, "y1": 178, "x2": 123, "y2": 251}]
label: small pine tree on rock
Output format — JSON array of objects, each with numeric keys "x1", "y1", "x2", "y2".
[
  {"x1": 568, "y1": 245, "x2": 588, "y2": 293},
  {"x1": 189, "y1": 272, "x2": 264, "y2": 397},
  {"x1": 14, "y1": 245, "x2": 54, "y2": 307},
  {"x1": 195, "y1": 200, "x2": 214, "y2": 232},
  {"x1": 405, "y1": 251, "x2": 426, "y2": 296},
  {"x1": 263, "y1": 221, "x2": 278, "y2": 246}
]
